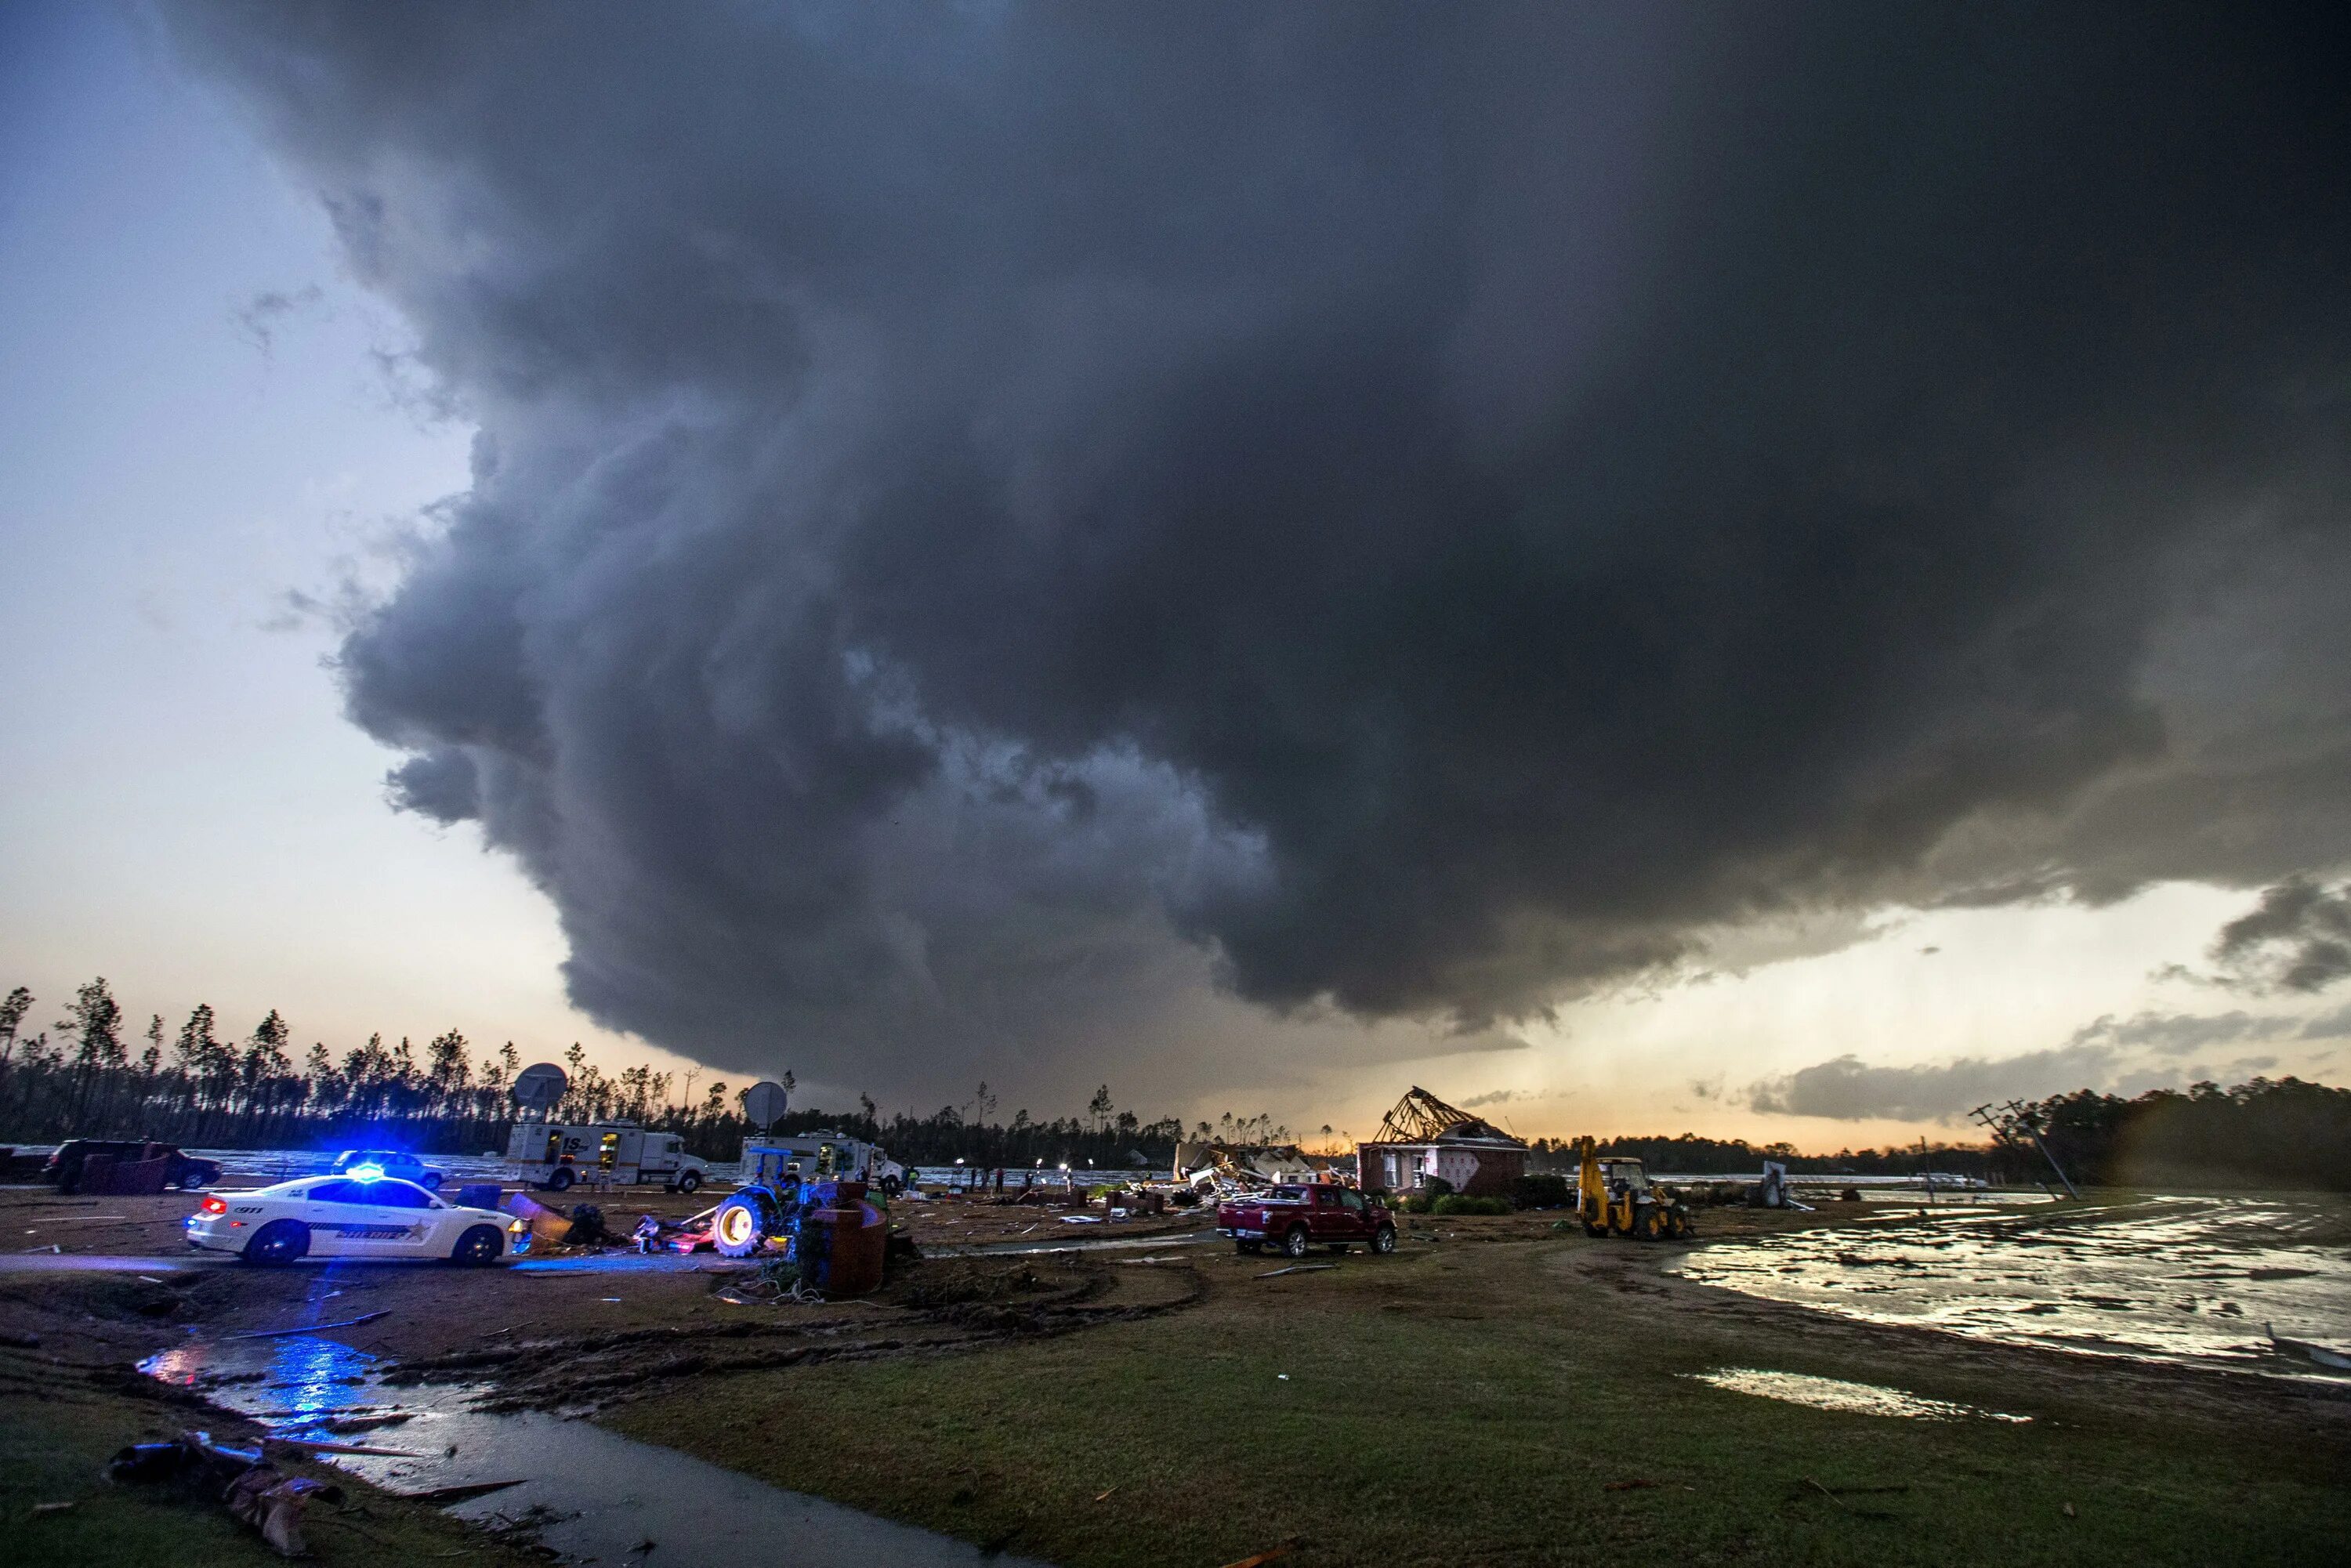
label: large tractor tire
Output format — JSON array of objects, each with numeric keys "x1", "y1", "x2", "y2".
[
  {"x1": 1635, "y1": 1205, "x2": 1666, "y2": 1241},
  {"x1": 713, "y1": 1194, "x2": 773, "y2": 1258}
]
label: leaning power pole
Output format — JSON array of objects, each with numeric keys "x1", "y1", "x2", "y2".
[{"x1": 1969, "y1": 1099, "x2": 2078, "y2": 1199}]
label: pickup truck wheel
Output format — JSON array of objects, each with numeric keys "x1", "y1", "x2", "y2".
[
  {"x1": 243, "y1": 1219, "x2": 310, "y2": 1266},
  {"x1": 1281, "y1": 1225, "x2": 1311, "y2": 1260},
  {"x1": 422, "y1": 1172, "x2": 444, "y2": 1191},
  {"x1": 676, "y1": 1171, "x2": 701, "y2": 1196},
  {"x1": 1370, "y1": 1226, "x2": 1397, "y2": 1255}
]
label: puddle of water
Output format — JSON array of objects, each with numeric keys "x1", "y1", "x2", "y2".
[
  {"x1": 1686, "y1": 1368, "x2": 2030, "y2": 1422},
  {"x1": 1672, "y1": 1196, "x2": 2351, "y2": 1377},
  {"x1": 142, "y1": 1334, "x2": 1052, "y2": 1566}
]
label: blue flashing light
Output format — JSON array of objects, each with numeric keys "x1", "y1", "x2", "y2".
[{"x1": 348, "y1": 1164, "x2": 386, "y2": 1183}]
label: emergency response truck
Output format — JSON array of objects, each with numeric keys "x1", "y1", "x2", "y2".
[{"x1": 506, "y1": 1121, "x2": 712, "y2": 1193}]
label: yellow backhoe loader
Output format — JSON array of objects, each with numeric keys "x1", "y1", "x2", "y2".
[{"x1": 1574, "y1": 1135, "x2": 1694, "y2": 1240}]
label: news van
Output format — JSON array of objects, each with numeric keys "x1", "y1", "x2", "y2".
[
  {"x1": 737, "y1": 1131, "x2": 908, "y2": 1197},
  {"x1": 507, "y1": 1121, "x2": 712, "y2": 1193}
]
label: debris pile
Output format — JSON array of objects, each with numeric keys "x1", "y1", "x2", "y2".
[
  {"x1": 1174, "y1": 1141, "x2": 1328, "y2": 1196},
  {"x1": 106, "y1": 1429, "x2": 343, "y2": 1557}
]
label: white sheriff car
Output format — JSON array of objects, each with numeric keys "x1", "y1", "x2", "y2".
[{"x1": 186, "y1": 1175, "x2": 527, "y2": 1266}]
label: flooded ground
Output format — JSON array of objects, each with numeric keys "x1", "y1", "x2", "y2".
[
  {"x1": 1684, "y1": 1368, "x2": 2031, "y2": 1422},
  {"x1": 140, "y1": 1328, "x2": 1053, "y2": 1566},
  {"x1": 1672, "y1": 1194, "x2": 2351, "y2": 1378}
]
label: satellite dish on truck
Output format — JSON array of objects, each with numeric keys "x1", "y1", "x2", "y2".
[
  {"x1": 511, "y1": 1063, "x2": 569, "y2": 1119},
  {"x1": 741, "y1": 1080, "x2": 789, "y2": 1133}
]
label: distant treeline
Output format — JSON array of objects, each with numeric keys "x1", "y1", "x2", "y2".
[
  {"x1": 1534, "y1": 1076, "x2": 2351, "y2": 1192},
  {"x1": 0, "y1": 979, "x2": 1271, "y2": 1168},
  {"x1": 2031, "y1": 1077, "x2": 2351, "y2": 1191},
  {"x1": 1526, "y1": 1133, "x2": 2004, "y2": 1179},
  {"x1": 8, "y1": 980, "x2": 2344, "y2": 1187}
]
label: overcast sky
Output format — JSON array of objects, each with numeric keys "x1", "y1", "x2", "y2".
[{"x1": 4, "y1": 3, "x2": 2348, "y2": 1149}]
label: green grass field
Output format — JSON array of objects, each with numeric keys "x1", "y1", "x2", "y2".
[{"x1": 610, "y1": 1233, "x2": 2351, "y2": 1567}]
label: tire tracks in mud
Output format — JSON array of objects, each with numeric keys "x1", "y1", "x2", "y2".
[{"x1": 379, "y1": 1253, "x2": 1212, "y2": 1412}]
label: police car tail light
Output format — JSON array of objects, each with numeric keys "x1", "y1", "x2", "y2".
[{"x1": 199, "y1": 1195, "x2": 228, "y2": 1215}]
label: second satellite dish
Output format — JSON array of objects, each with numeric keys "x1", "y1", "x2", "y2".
[
  {"x1": 741, "y1": 1079, "x2": 789, "y2": 1132},
  {"x1": 511, "y1": 1063, "x2": 569, "y2": 1117}
]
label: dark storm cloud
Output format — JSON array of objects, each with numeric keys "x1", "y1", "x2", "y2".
[
  {"x1": 2067, "y1": 1009, "x2": 2298, "y2": 1057},
  {"x1": 168, "y1": 4, "x2": 2351, "y2": 1090},
  {"x1": 2209, "y1": 878, "x2": 2351, "y2": 994},
  {"x1": 1745, "y1": 1047, "x2": 2121, "y2": 1123},
  {"x1": 1749, "y1": 1009, "x2": 2311, "y2": 1121}
]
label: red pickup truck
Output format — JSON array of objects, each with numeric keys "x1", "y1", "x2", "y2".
[{"x1": 1217, "y1": 1184, "x2": 1397, "y2": 1258}]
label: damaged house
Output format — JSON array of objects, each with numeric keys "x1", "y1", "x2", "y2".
[
  {"x1": 1173, "y1": 1141, "x2": 1325, "y2": 1189},
  {"x1": 1357, "y1": 1086, "x2": 1528, "y2": 1198}
]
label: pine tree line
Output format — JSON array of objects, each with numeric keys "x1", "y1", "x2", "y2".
[{"x1": 0, "y1": 979, "x2": 1280, "y2": 1167}]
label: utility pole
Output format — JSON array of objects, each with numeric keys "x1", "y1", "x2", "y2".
[{"x1": 1969, "y1": 1100, "x2": 2078, "y2": 1200}]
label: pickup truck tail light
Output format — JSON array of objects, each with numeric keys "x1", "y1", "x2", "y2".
[{"x1": 199, "y1": 1195, "x2": 228, "y2": 1215}]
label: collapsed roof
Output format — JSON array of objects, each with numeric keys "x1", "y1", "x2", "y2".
[{"x1": 1366, "y1": 1086, "x2": 1524, "y2": 1147}]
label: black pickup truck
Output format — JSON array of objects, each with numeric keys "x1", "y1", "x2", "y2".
[{"x1": 42, "y1": 1139, "x2": 222, "y2": 1193}]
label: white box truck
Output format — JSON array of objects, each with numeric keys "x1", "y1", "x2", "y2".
[
  {"x1": 739, "y1": 1131, "x2": 908, "y2": 1196},
  {"x1": 508, "y1": 1121, "x2": 712, "y2": 1193}
]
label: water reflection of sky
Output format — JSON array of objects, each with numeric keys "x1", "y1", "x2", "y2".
[
  {"x1": 137, "y1": 1331, "x2": 1054, "y2": 1566},
  {"x1": 1673, "y1": 1196, "x2": 2351, "y2": 1377},
  {"x1": 1686, "y1": 1368, "x2": 2031, "y2": 1423},
  {"x1": 138, "y1": 1334, "x2": 382, "y2": 1433}
]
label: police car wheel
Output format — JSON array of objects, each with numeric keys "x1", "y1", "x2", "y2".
[
  {"x1": 451, "y1": 1224, "x2": 505, "y2": 1266},
  {"x1": 676, "y1": 1171, "x2": 701, "y2": 1195},
  {"x1": 244, "y1": 1219, "x2": 309, "y2": 1266}
]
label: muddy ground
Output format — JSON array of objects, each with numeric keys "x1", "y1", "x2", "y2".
[
  {"x1": 0, "y1": 1182, "x2": 1217, "y2": 1379},
  {"x1": 7, "y1": 1181, "x2": 2346, "y2": 1565}
]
